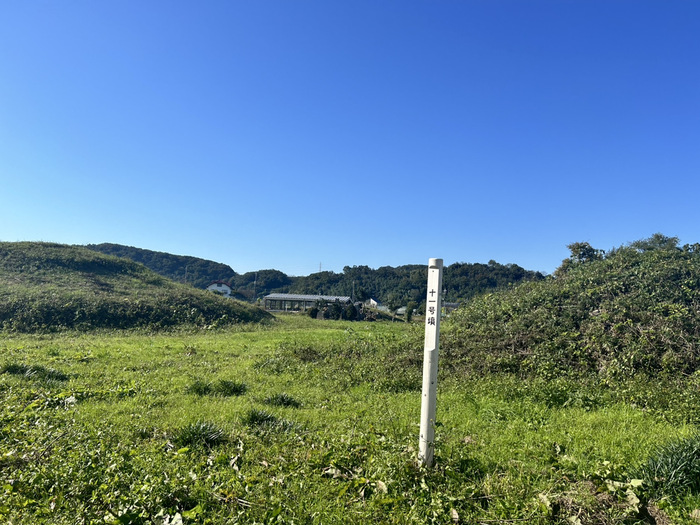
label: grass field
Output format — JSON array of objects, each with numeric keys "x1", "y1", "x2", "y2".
[{"x1": 1, "y1": 315, "x2": 699, "y2": 524}]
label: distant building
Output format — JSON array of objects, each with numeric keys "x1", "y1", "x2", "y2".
[
  {"x1": 206, "y1": 281, "x2": 233, "y2": 298},
  {"x1": 443, "y1": 302, "x2": 461, "y2": 313},
  {"x1": 263, "y1": 293, "x2": 352, "y2": 312}
]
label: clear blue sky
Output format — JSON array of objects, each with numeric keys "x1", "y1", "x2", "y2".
[{"x1": 1, "y1": 1, "x2": 698, "y2": 276}]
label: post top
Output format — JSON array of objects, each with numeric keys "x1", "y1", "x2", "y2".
[{"x1": 428, "y1": 258, "x2": 443, "y2": 269}]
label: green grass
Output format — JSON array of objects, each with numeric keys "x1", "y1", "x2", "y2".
[
  {"x1": 0, "y1": 316, "x2": 698, "y2": 523},
  {"x1": 173, "y1": 421, "x2": 228, "y2": 448},
  {"x1": 637, "y1": 433, "x2": 700, "y2": 498},
  {"x1": 264, "y1": 392, "x2": 302, "y2": 408}
]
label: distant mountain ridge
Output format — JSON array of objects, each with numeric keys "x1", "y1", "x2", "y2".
[{"x1": 85, "y1": 243, "x2": 545, "y2": 306}]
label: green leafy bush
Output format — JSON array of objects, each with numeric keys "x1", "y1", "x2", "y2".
[
  {"x1": 443, "y1": 242, "x2": 700, "y2": 379},
  {"x1": 307, "y1": 306, "x2": 319, "y2": 319}
]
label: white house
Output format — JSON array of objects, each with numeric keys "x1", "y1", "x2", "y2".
[{"x1": 206, "y1": 281, "x2": 233, "y2": 298}]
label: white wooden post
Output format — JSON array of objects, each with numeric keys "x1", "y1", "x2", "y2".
[{"x1": 419, "y1": 258, "x2": 443, "y2": 467}]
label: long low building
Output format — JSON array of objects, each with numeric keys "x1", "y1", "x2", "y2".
[{"x1": 263, "y1": 293, "x2": 352, "y2": 312}]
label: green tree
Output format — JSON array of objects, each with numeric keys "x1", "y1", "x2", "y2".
[
  {"x1": 568, "y1": 242, "x2": 604, "y2": 263},
  {"x1": 344, "y1": 304, "x2": 358, "y2": 321},
  {"x1": 555, "y1": 242, "x2": 604, "y2": 276},
  {"x1": 385, "y1": 293, "x2": 403, "y2": 321},
  {"x1": 405, "y1": 301, "x2": 417, "y2": 323},
  {"x1": 327, "y1": 302, "x2": 343, "y2": 320},
  {"x1": 630, "y1": 233, "x2": 679, "y2": 252}
]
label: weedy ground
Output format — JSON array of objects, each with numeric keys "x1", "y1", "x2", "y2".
[{"x1": 1, "y1": 316, "x2": 700, "y2": 524}]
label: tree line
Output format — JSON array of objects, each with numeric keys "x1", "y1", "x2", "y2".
[{"x1": 86, "y1": 243, "x2": 544, "y2": 309}]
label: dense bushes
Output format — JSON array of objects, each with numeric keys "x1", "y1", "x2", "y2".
[{"x1": 443, "y1": 242, "x2": 700, "y2": 379}]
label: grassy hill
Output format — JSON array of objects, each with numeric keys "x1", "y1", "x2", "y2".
[
  {"x1": 443, "y1": 237, "x2": 700, "y2": 379},
  {"x1": 0, "y1": 242, "x2": 271, "y2": 331}
]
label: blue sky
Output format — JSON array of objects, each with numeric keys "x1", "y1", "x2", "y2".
[{"x1": 1, "y1": 1, "x2": 698, "y2": 276}]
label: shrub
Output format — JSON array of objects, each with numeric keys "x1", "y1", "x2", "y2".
[
  {"x1": 443, "y1": 245, "x2": 700, "y2": 379},
  {"x1": 344, "y1": 304, "x2": 358, "y2": 321}
]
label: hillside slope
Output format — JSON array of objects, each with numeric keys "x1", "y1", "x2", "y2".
[
  {"x1": 85, "y1": 243, "x2": 237, "y2": 289},
  {"x1": 0, "y1": 242, "x2": 271, "y2": 331},
  {"x1": 443, "y1": 242, "x2": 700, "y2": 378}
]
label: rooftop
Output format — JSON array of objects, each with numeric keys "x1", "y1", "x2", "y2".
[{"x1": 264, "y1": 293, "x2": 352, "y2": 302}]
